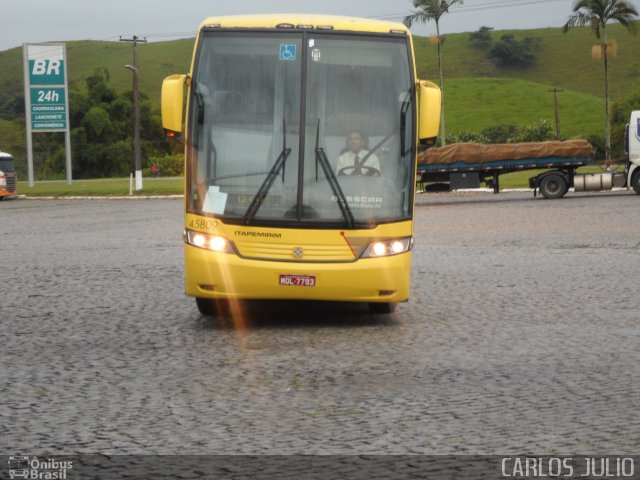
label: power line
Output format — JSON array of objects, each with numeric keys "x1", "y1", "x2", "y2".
[
  {"x1": 6, "y1": 0, "x2": 570, "y2": 53},
  {"x1": 370, "y1": 0, "x2": 567, "y2": 22},
  {"x1": 2, "y1": 1, "x2": 571, "y2": 55}
]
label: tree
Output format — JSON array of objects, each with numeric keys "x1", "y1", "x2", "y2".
[
  {"x1": 0, "y1": 78, "x2": 24, "y2": 121},
  {"x1": 563, "y1": 0, "x2": 638, "y2": 164},
  {"x1": 469, "y1": 26, "x2": 494, "y2": 48},
  {"x1": 70, "y1": 68, "x2": 168, "y2": 178},
  {"x1": 403, "y1": 0, "x2": 463, "y2": 146},
  {"x1": 489, "y1": 34, "x2": 537, "y2": 67},
  {"x1": 611, "y1": 84, "x2": 640, "y2": 160}
]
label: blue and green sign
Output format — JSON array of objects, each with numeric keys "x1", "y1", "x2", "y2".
[
  {"x1": 26, "y1": 44, "x2": 67, "y2": 132},
  {"x1": 30, "y1": 87, "x2": 67, "y2": 130},
  {"x1": 23, "y1": 43, "x2": 73, "y2": 186},
  {"x1": 29, "y1": 59, "x2": 65, "y2": 85}
]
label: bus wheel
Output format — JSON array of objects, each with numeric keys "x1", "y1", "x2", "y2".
[
  {"x1": 538, "y1": 173, "x2": 568, "y2": 199},
  {"x1": 369, "y1": 302, "x2": 397, "y2": 314},
  {"x1": 632, "y1": 171, "x2": 640, "y2": 194},
  {"x1": 195, "y1": 297, "x2": 228, "y2": 317}
]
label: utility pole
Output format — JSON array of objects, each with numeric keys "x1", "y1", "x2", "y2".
[
  {"x1": 548, "y1": 87, "x2": 563, "y2": 141},
  {"x1": 120, "y1": 35, "x2": 147, "y2": 191}
]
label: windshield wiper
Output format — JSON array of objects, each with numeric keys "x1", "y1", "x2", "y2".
[
  {"x1": 314, "y1": 120, "x2": 355, "y2": 228},
  {"x1": 243, "y1": 120, "x2": 291, "y2": 225}
]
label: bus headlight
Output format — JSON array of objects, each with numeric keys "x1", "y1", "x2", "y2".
[
  {"x1": 362, "y1": 237, "x2": 413, "y2": 258},
  {"x1": 184, "y1": 230, "x2": 235, "y2": 254}
]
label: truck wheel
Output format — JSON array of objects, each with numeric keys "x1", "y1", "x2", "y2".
[
  {"x1": 539, "y1": 173, "x2": 568, "y2": 199},
  {"x1": 369, "y1": 302, "x2": 397, "y2": 314},
  {"x1": 195, "y1": 297, "x2": 228, "y2": 317},
  {"x1": 632, "y1": 171, "x2": 640, "y2": 195}
]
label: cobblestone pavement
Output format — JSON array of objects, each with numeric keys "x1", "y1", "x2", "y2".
[{"x1": 1, "y1": 191, "x2": 639, "y2": 455}]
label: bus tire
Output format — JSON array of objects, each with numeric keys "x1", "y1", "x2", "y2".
[
  {"x1": 632, "y1": 170, "x2": 640, "y2": 195},
  {"x1": 538, "y1": 173, "x2": 568, "y2": 199},
  {"x1": 195, "y1": 297, "x2": 228, "y2": 317},
  {"x1": 369, "y1": 302, "x2": 397, "y2": 314}
]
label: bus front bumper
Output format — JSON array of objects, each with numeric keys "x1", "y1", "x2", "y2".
[{"x1": 184, "y1": 245, "x2": 411, "y2": 303}]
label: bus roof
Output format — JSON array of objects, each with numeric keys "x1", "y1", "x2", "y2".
[{"x1": 198, "y1": 14, "x2": 410, "y2": 35}]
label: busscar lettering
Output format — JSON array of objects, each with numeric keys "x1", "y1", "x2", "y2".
[
  {"x1": 331, "y1": 195, "x2": 383, "y2": 209},
  {"x1": 235, "y1": 231, "x2": 282, "y2": 239}
]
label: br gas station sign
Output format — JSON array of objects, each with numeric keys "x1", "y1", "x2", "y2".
[
  {"x1": 23, "y1": 43, "x2": 72, "y2": 185},
  {"x1": 26, "y1": 45, "x2": 68, "y2": 131}
]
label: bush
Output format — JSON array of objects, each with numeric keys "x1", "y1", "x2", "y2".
[
  {"x1": 449, "y1": 120, "x2": 557, "y2": 145},
  {"x1": 489, "y1": 34, "x2": 536, "y2": 67},
  {"x1": 144, "y1": 153, "x2": 184, "y2": 177},
  {"x1": 468, "y1": 27, "x2": 493, "y2": 48},
  {"x1": 481, "y1": 124, "x2": 519, "y2": 143},
  {"x1": 585, "y1": 134, "x2": 605, "y2": 163},
  {"x1": 446, "y1": 131, "x2": 489, "y2": 144},
  {"x1": 512, "y1": 119, "x2": 554, "y2": 142}
]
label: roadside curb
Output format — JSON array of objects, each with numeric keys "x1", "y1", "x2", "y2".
[{"x1": 21, "y1": 195, "x2": 184, "y2": 200}]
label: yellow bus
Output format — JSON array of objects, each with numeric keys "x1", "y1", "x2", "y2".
[{"x1": 162, "y1": 14, "x2": 441, "y2": 316}]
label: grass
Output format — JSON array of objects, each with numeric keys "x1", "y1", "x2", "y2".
[
  {"x1": 446, "y1": 77, "x2": 604, "y2": 138},
  {"x1": 1, "y1": 22, "x2": 638, "y2": 121},
  {"x1": 16, "y1": 177, "x2": 184, "y2": 197},
  {"x1": 413, "y1": 23, "x2": 640, "y2": 99},
  {"x1": 0, "y1": 39, "x2": 195, "y2": 106},
  {"x1": 64, "y1": 39, "x2": 194, "y2": 104},
  {"x1": 13, "y1": 166, "x2": 617, "y2": 197},
  {"x1": 2, "y1": 23, "x2": 637, "y2": 104}
]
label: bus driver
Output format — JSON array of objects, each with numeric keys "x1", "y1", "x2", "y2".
[{"x1": 336, "y1": 130, "x2": 381, "y2": 177}]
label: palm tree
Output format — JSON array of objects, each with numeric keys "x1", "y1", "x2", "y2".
[
  {"x1": 563, "y1": 0, "x2": 638, "y2": 164},
  {"x1": 403, "y1": 0, "x2": 463, "y2": 147}
]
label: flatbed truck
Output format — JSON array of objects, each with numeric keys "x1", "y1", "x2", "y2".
[{"x1": 417, "y1": 111, "x2": 640, "y2": 199}]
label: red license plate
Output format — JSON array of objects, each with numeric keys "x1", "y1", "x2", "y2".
[{"x1": 279, "y1": 274, "x2": 316, "y2": 287}]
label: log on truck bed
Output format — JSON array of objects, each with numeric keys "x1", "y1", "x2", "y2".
[{"x1": 417, "y1": 140, "x2": 592, "y2": 172}]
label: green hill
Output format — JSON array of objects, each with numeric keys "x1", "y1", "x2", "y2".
[
  {"x1": 446, "y1": 77, "x2": 604, "y2": 138},
  {"x1": 0, "y1": 38, "x2": 195, "y2": 108},
  {"x1": 0, "y1": 22, "x2": 638, "y2": 143},
  {"x1": 63, "y1": 39, "x2": 195, "y2": 101},
  {"x1": 413, "y1": 23, "x2": 640, "y2": 98}
]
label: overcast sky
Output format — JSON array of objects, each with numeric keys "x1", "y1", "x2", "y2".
[{"x1": 2, "y1": 0, "x2": 626, "y2": 52}]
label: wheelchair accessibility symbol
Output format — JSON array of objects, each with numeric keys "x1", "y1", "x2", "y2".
[{"x1": 279, "y1": 44, "x2": 297, "y2": 61}]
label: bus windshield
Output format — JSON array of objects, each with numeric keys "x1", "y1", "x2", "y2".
[{"x1": 188, "y1": 31, "x2": 415, "y2": 228}]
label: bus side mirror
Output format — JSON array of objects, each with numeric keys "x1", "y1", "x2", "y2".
[
  {"x1": 418, "y1": 80, "x2": 441, "y2": 147},
  {"x1": 162, "y1": 74, "x2": 188, "y2": 137}
]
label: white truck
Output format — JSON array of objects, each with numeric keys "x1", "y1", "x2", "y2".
[
  {"x1": 567, "y1": 109, "x2": 640, "y2": 197},
  {"x1": 624, "y1": 110, "x2": 640, "y2": 195}
]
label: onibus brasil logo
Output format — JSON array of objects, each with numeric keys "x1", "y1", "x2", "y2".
[{"x1": 8, "y1": 457, "x2": 73, "y2": 479}]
